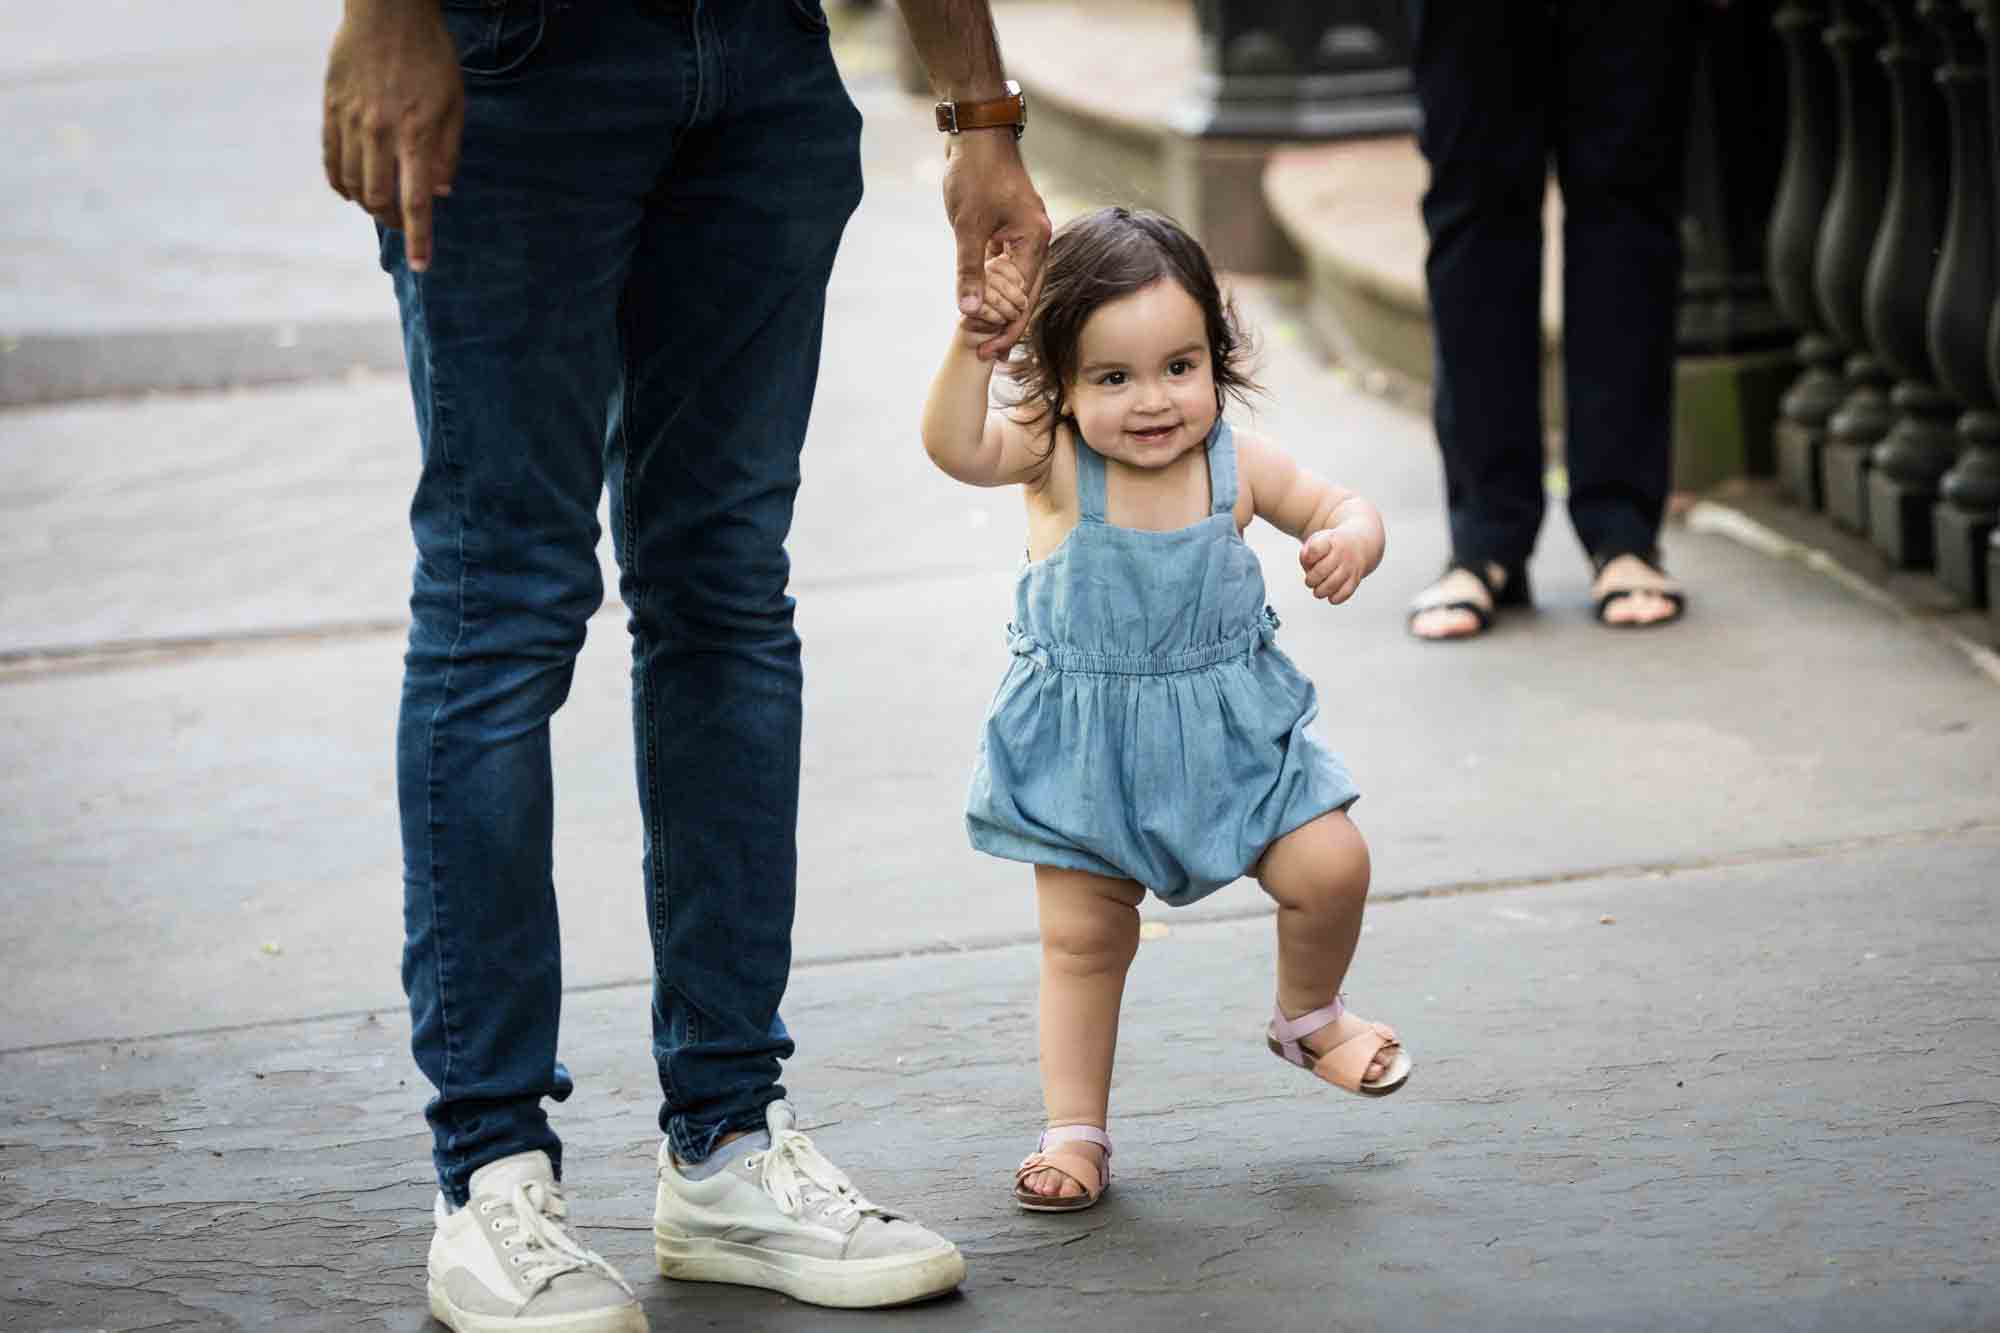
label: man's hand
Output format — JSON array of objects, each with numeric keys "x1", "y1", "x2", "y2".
[
  {"x1": 941, "y1": 130, "x2": 1050, "y2": 361},
  {"x1": 959, "y1": 252, "x2": 1029, "y2": 350},
  {"x1": 323, "y1": 0, "x2": 465, "y2": 273}
]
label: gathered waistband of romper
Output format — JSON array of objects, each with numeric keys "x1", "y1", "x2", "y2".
[{"x1": 1006, "y1": 607, "x2": 1281, "y2": 676}]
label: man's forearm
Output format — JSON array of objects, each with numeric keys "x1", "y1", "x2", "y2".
[{"x1": 895, "y1": 0, "x2": 1009, "y2": 99}]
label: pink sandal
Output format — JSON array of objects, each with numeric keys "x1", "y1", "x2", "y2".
[
  {"x1": 1267, "y1": 997, "x2": 1411, "y2": 1097},
  {"x1": 1012, "y1": 1125, "x2": 1112, "y2": 1213}
]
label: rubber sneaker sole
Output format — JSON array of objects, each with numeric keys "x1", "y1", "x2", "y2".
[
  {"x1": 653, "y1": 1230, "x2": 966, "y2": 1309},
  {"x1": 427, "y1": 1280, "x2": 650, "y2": 1333}
]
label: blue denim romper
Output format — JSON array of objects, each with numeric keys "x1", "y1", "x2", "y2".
[{"x1": 966, "y1": 418, "x2": 1360, "y2": 905}]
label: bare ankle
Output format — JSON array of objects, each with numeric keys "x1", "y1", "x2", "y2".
[{"x1": 1275, "y1": 992, "x2": 1339, "y2": 1022}]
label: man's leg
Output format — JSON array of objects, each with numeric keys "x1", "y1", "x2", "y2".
[
  {"x1": 1410, "y1": 0, "x2": 1554, "y2": 573},
  {"x1": 393, "y1": 7, "x2": 686, "y2": 1330},
  {"x1": 391, "y1": 0, "x2": 666, "y2": 1209},
  {"x1": 615, "y1": 1, "x2": 961, "y2": 1307},
  {"x1": 1554, "y1": 0, "x2": 1696, "y2": 565},
  {"x1": 606, "y1": 0, "x2": 861, "y2": 1167}
]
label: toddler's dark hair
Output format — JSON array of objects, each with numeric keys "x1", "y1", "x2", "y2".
[{"x1": 1009, "y1": 207, "x2": 1260, "y2": 438}]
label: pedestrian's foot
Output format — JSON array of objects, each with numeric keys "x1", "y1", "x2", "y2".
[
  {"x1": 1407, "y1": 562, "x2": 1512, "y2": 640},
  {"x1": 1591, "y1": 553, "x2": 1686, "y2": 628},
  {"x1": 1018, "y1": 1136, "x2": 1107, "y2": 1202},
  {"x1": 427, "y1": 1150, "x2": 647, "y2": 1333},
  {"x1": 654, "y1": 1100, "x2": 966, "y2": 1309}
]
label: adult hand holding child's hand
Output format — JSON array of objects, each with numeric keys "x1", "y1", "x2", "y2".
[
  {"x1": 942, "y1": 131, "x2": 1050, "y2": 361},
  {"x1": 1300, "y1": 530, "x2": 1366, "y2": 605},
  {"x1": 961, "y1": 254, "x2": 1029, "y2": 349}
]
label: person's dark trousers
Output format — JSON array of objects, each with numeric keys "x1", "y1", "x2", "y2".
[
  {"x1": 1409, "y1": 0, "x2": 1696, "y2": 572},
  {"x1": 382, "y1": 0, "x2": 863, "y2": 1206}
]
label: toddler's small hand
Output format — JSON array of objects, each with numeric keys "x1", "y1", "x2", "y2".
[
  {"x1": 1301, "y1": 529, "x2": 1365, "y2": 604},
  {"x1": 960, "y1": 252, "x2": 1030, "y2": 351}
]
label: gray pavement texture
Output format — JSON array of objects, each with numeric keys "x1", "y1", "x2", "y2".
[
  {"x1": 0, "y1": 2, "x2": 403, "y2": 402},
  {"x1": 4, "y1": 3, "x2": 1999, "y2": 1331},
  {"x1": 7, "y1": 834, "x2": 2000, "y2": 1333}
]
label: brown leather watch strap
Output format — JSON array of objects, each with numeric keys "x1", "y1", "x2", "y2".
[{"x1": 934, "y1": 80, "x2": 1026, "y2": 138}]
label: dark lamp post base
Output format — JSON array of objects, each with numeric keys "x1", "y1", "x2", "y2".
[
  {"x1": 1934, "y1": 506, "x2": 1995, "y2": 605},
  {"x1": 1865, "y1": 470, "x2": 1940, "y2": 569},
  {"x1": 1822, "y1": 440, "x2": 1875, "y2": 534},
  {"x1": 1776, "y1": 420, "x2": 1826, "y2": 509}
]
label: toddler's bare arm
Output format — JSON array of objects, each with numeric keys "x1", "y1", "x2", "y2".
[
  {"x1": 1239, "y1": 432, "x2": 1385, "y2": 605},
  {"x1": 920, "y1": 257, "x2": 1051, "y2": 488}
]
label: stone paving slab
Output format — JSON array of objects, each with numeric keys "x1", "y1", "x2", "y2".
[{"x1": 6, "y1": 829, "x2": 1997, "y2": 1332}]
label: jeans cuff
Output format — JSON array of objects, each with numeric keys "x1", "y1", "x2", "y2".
[{"x1": 666, "y1": 1100, "x2": 780, "y2": 1166}]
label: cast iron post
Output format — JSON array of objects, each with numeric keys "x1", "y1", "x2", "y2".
[
  {"x1": 1861, "y1": 0, "x2": 1960, "y2": 567},
  {"x1": 1929, "y1": 0, "x2": 2000, "y2": 603},
  {"x1": 1681, "y1": 1, "x2": 1793, "y2": 358},
  {"x1": 1770, "y1": 1, "x2": 1847, "y2": 507},
  {"x1": 1820, "y1": 0, "x2": 1898, "y2": 534}
]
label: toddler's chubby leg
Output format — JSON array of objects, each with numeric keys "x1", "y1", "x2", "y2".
[
  {"x1": 1255, "y1": 812, "x2": 1396, "y2": 1086},
  {"x1": 1026, "y1": 866, "x2": 1144, "y2": 1201}
]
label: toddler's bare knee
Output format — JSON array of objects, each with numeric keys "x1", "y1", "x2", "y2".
[
  {"x1": 1327, "y1": 819, "x2": 1371, "y2": 897},
  {"x1": 1041, "y1": 902, "x2": 1140, "y2": 976},
  {"x1": 1265, "y1": 816, "x2": 1371, "y2": 913}
]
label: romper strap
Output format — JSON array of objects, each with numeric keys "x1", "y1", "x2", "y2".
[
  {"x1": 1206, "y1": 418, "x2": 1237, "y2": 515},
  {"x1": 1072, "y1": 431, "x2": 1108, "y2": 522}
]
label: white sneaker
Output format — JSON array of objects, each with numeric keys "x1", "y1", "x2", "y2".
[
  {"x1": 654, "y1": 1100, "x2": 967, "y2": 1309},
  {"x1": 427, "y1": 1151, "x2": 648, "y2": 1333}
]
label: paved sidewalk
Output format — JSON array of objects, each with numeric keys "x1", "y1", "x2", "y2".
[
  {"x1": 8, "y1": 832, "x2": 1998, "y2": 1331},
  {"x1": 3, "y1": 4, "x2": 1997, "y2": 1330}
]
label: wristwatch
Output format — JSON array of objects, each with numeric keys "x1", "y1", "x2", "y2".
[{"x1": 935, "y1": 80, "x2": 1027, "y2": 139}]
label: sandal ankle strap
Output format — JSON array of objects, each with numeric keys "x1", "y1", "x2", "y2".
[
  {"x1": 1269, "y1": 998, "x2": 1346, "y2": 1066},
  {"x1": 1038, "y1": 1124, "x2": 1112, "y2": 1158}
]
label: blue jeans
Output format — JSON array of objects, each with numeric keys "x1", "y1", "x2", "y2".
[{"x1": 383, "y1": 0, "x2": 863, "y2": 1205}]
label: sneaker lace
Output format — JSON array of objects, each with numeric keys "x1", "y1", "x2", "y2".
[
  {"x1": 745, "y1": 1128, "x2": 881, "y2": 1226},
  {"x1": 491, "y1": 1180, "x2": 635, "y2": 1298}
]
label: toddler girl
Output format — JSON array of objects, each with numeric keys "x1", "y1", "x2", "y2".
[{"x1": 921, "y1": 207, "x2": 1410, "y2": 1212}]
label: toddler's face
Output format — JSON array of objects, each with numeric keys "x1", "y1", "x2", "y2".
[{"x1": 1063, "y1": 278, "x2": 1218, "y2": 471}]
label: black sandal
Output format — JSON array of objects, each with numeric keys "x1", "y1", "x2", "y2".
[
  {"x1": 1406, "y1": 560, "x2": 1530, "y2": 639},
  {"x1": 1591, "y1": 551, "x2": 1686, "y2": 628}
]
